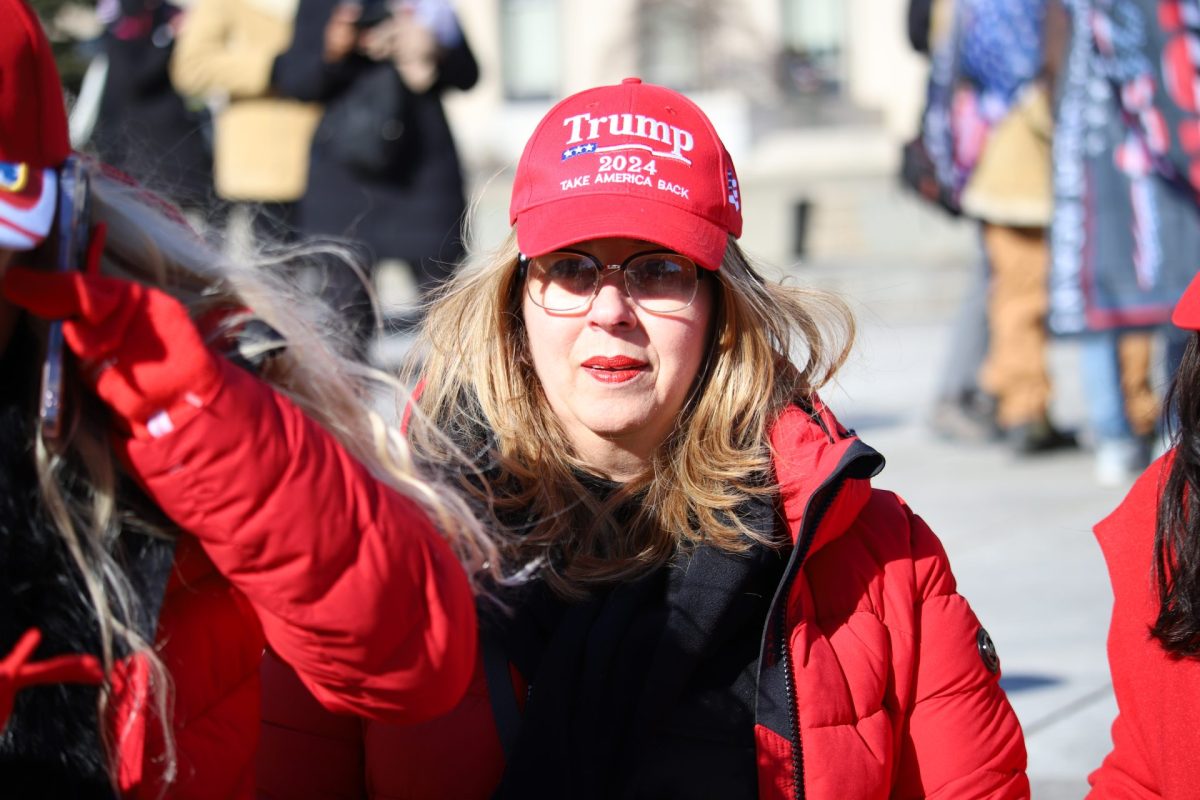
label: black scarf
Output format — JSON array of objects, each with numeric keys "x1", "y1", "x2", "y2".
[{"x1": 486, "y1": 479, "x2": 787, "y2": 800}]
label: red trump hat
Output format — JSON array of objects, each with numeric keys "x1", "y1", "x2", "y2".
[
  {"x1": 0, "y1": 0, "x2": 71, "y2": 250},
  {"x1": 509, "y1": 78, "x2": 743, "y2": 271}
]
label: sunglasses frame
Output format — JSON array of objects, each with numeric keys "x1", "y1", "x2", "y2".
[{"x1": 520, "y1": 248, "x2": 701, "y2": 313}]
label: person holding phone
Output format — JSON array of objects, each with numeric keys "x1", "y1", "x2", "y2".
[
  {"x1": 257, "y1": 78, "x2": 1028, "y2": 799},
  {"x1": 272, "y1": 0, "x2": 479, "y2": 347},
  {"x1": 0, "y1": 3, "x2": 488, "y2": 794}
]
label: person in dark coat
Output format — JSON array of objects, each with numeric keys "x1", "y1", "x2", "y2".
[
  {"x1": 273, "y1": 0, "x2": 478, "y2": 348},
  {"x1": 90, "y1": 0, "x2": 216, "y2": 215}
]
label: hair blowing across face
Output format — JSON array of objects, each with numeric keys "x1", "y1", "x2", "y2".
[{"x1": 407, "y1": 232, "x2": 855, "y2": 599}]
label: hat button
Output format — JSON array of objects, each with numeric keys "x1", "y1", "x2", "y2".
[{"x1": 622, "y1": 77, "x2": 642, "y2": 85}]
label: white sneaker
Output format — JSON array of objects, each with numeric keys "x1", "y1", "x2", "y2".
[{"x1": 1094, "y1": 438, "x2": 1149, "y2": 487}]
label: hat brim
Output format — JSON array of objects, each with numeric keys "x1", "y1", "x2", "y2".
[
  {"x1": 515, "y1": 192, "x2": 728, "y2": 270},
  {"x1": 0, "y1": 166, "x2": 57, "y2": 251}
]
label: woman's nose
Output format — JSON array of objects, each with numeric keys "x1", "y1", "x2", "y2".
[{"x1": 587, "y1": 274, "x2": 637, "y2": 327}]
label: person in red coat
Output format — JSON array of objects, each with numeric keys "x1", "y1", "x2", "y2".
[
  {"x1": 258, "y1": 78, "x2": 1030, "y2": 799},
  {"x1": 0, "y1": 2, "x2": 486, "y2": 795},
  {"x1": 1088, "y1": 270, "x2": 1200, "y2": 797}
]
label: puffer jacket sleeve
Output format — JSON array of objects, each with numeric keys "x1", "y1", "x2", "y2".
[
  {"x1": 895, "y1": 507, "x2": 1030, "y2": 798},
  {"x1": 122, "y1": 359, "x2": 477, "y2": 724}
]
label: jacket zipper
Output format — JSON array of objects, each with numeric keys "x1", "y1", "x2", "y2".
[{"x1": 774, "y1": 476, "x2": 847, "y2": 800}]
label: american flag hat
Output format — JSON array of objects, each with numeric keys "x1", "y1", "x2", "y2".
[
  {"x1": 509, "y1": 78, "x2": 742, "y2": 271},
  {"x1": 0, "y1": 0, "x2": 71, "y2": 251}
]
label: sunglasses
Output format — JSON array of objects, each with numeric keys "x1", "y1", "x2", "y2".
[{"x1": 521, "y1": 249, "x2": 701, "y2": 313}]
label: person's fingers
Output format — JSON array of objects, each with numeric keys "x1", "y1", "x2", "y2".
[
  {"x1": 0, "y1": 629, "x2": 42, "y2": 671},
  {"x1": 3, "y1": 267, "x2": 87, "y2": 320},
  {"x1": 4, "y1": 266, "x2": 150, "y2": 364},
  {"x1": 5, "y1": 266, "x2": 136, "y2": 327}
]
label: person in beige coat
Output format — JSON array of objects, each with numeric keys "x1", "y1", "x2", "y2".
[{"x1": 170, "y1": 0, "x2": 321, "y2": 240}]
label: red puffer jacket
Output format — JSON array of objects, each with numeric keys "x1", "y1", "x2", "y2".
[
  {"x1": 1, "y1": 359, "x2": 477, "y2": 798},
  {"x1": 258, "y1": 400, "x2": 1028, "y2": 799},
  {"x1": 1088, "y1": 452, "x2": 1200, "y2": 798}
]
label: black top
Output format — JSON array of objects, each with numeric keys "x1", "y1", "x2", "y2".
[{"x1": 486, "y1": 476, "x2": 788, "y2": 800}]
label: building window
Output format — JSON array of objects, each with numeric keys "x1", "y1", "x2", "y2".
[
  {"x1": 638, "y1": 1, "x2": 702, "y2": 91},
  {"x1": 779, "y1": 0, "x2": 844, "y2": 95},
  {"x1": 501, "y1": 0, "x2": 560, "y2": 100}
]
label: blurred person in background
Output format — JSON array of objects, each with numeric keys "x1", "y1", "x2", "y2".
[
  {"x1": 272, "y1": 0, "x2": 478, "y2": 354},
  {"x1": 1047, "y1": 0, "x2": 1200, "y2": 485},
  {"x1": 0, "y1": 2, "x2": 486, "y2": 793},
  {"x1": 1087, "y1": 271, "x2": 1200, "y2": 796},
  {"x1": 169, "y1": 0, "x2": 323, "y2": 244},
  {"x1": 905, "y1": 0, "x2": 1000, "y2": 443},
  {"x1": 89, "y1": 0, "x2": 216, "y2": 220},
  {"x1": 257, "y1": 78, "x2": 1028, "y2": 800},
  {"x1": 922, "y1": 0, "x2": 1079, "y2": 455}
]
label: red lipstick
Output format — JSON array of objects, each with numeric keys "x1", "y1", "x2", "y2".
[{"x1": 581, "y1": 355, "x2": 646, "y2": 383}]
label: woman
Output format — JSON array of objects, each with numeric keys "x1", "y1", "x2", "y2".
[
  {"x1": 0, "y1": 3, "x2": 484, "y2": 795},
  {"x1": 259, "y1": 78, "x2": 1028, "y2": 799},
  {"x1": 1087, "y1": 276, "x2": 1200, "y2": 796}
]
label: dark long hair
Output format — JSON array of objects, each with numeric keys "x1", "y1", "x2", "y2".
[{"x1": 1155, "y1": 332, "x2": 1200, "y2": 657}]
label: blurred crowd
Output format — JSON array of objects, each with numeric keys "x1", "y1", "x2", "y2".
[
  {"x1": 56, "y1": 0, "x2": 477, "y2": 354},
  {"x1": 904, "y1": 0, "x2": 1200, "y2": 486}
]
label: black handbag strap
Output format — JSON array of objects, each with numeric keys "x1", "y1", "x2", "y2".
[{"x1": 481, "y1": 633, "x2": 522, "y2": 759}]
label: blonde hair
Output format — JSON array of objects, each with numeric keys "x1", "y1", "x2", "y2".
[
  {"x1": 407, "y1": 232, "x2": 854, "y2": 598},
  {"x1": 28, "y1": 162, "x2": 494, "y2": 792}
]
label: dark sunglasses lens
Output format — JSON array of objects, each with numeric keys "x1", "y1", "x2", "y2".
[
  {"x1": 527, "y1": 254, "x2": 598, "y2": 310},
  {"x1": 626, "y1": 255, "x2": 697, "y2": 312}
]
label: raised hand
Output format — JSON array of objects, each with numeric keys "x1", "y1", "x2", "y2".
[{"x1": 3, "y1": 267, "x2": 224, "y2": 438}]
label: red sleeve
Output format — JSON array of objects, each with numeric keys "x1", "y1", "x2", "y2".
[
  {"x1": 1088, "y1": 710, "x2": 1161, "y2": 798},
  {"x1": 897, "y1": 508, "x2": 1030, "y2": 799},
  {"x1": 1087, "y1": 479, "x2": 1164, "y2": 799},
  {"x1": 123, "y1": 359, "x2": 477, "y2": 723}
]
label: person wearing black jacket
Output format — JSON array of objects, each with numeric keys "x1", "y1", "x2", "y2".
[
  {"x1": 90, "y1": 0, "x2": 215, "y2": 214},
  {"x1": 272, "y1": 0, "x2": 478, "y2": 348}
]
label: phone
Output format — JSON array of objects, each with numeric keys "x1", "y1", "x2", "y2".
[{"x1": 39, "y1": 155, "x2": 91, "y2": 442}]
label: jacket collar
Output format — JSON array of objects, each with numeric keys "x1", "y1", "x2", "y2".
[{"x1": 768, "y1": 396, "x2": 884, "y2": 558}]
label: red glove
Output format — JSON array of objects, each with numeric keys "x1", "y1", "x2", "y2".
[
  {"x1": 2, "y1": 267, "x2": 224, "y2": 439},
  {"x1": 0, "y1": 628, "x2": 104, "y2": 732}
]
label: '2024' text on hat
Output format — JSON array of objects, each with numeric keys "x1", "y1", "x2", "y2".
[{"x1": 509, "y1": 78, "x2": 743, "y2": 271}]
